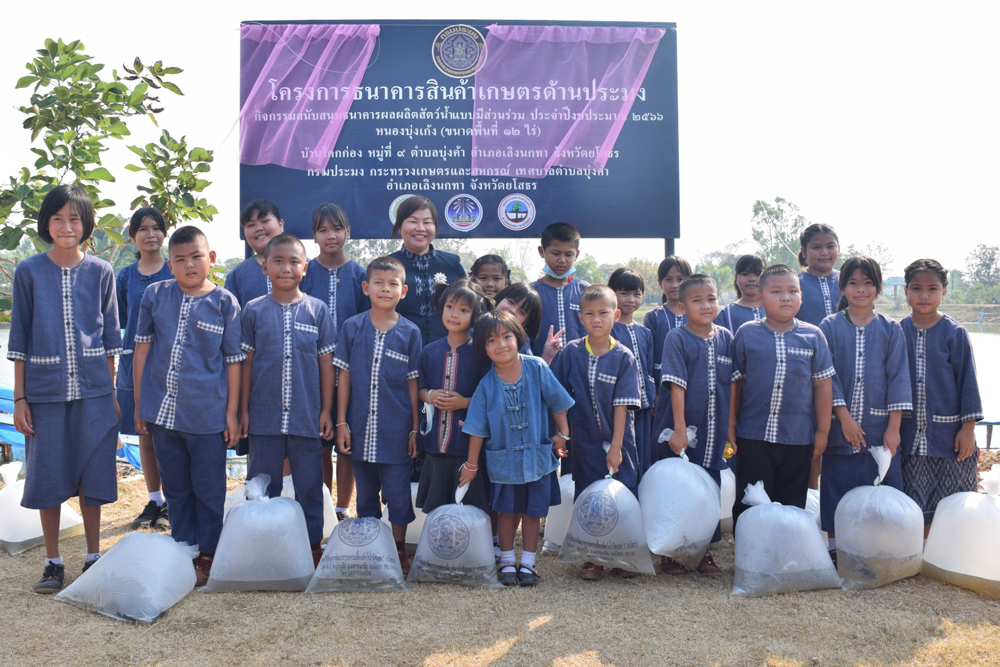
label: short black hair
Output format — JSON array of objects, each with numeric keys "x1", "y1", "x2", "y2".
[
  {"x1": 470, "y1": 254, "x2": 510, "y2": 282},
  {"x1": 540, "y1": 222, "x2": 580, "y2": 249},
  {"x1": 168, "y1": 225, "x2": 209, "y2": 251},
  {"x1": 758, "y1": 263, "x2": 799, "y2": 288},
  {"x1": 391, "y1": 195, "x2": 437, "y2": 240},
  {"x1": 494, "y1": 282, "x2": 542, "y2": 339},
  {"x1": 37, "y1": 185, "x2": 95, "y2": 244},
  {"x1": 904, "y1": 258, "x2": 948, "y2": 289},
  {"x1": 678, "y1": 274, "x2": 717, "y2": 301},
  {"x1": 433, "y1": 277, "x2": 493, "y2": 326},
  {"x1": 365, "y1": 255, "x2": 406, "y2": 282},
  {"x1": 836, "y1": 256, "x2": 883, "y2": 311},
  {"x1": 733, "y1": 254, "x2": 765, "y2": 298},
  {"x1": 608, "y1": 267, "x2": 645, "y2": 294},
  {"x1": 579, "y1": 284, "x2": 618, "y2": 308},
  {"x1": 240, "y1": 198, "x2": 281, "y2": 227},
  {"x1": 798, "y1": 223, "x2": 839, "y2": 268},
  {"x1": 128, "y1": 207, "x2": 167, "y2": 260},
  {"x1": 312, "y1": 202, "x2": 349, "y2": 236},
  {"x1": 264, "y1": 233, "x2": 307, "y2": 260},
  {"x1": 472, "y1": 310, "x2": 526, "y2": 361}
]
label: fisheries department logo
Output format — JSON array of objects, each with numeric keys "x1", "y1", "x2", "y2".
[
  {"x1": 432, "y1": 25, "x2": 486, "y2": 79},
  {"x1": 576, "y1": 490, "x2": 619, "y2": 537},
  {"x1": 445, "y1": 194, "x2": 483, "y2": 232},
  {"x1": 389, "y1": 194, "x2": 416, "y2": 225},
  {"x1": 427, "y1": 514, "x2": 470, "y2": 560},
  {"x1": 338, "y1": 517, "x2": 381, "y2": 547},
  {"x1": 498, "y1": 194, "x2": 536, "y2": 231}
]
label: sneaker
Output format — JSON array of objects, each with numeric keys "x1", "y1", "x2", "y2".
[
  {"x1": 517, "y1": 564, "x2": 540, "y2": 587},
  {"x1": 578, "y1": 562, "x2": 604, "y2": 581},
  {"x1": 696, "y1": 552, "x2": 721, "y2": 575},
  {"x1": 153, "y1": 503, "x2": 170, "y2": 531},
  {"x1": 336, "y1": 511, "x2": 349, "y2": 522},
  {"x1": 660, "y1": 556, "x2": 687, "y2": 575},
  {"x1": 130, "y1": 500, "x2": 161, "y2": 530},
  {"x1": 498, "y1": 561, "x2": 518, "y2": 586},
  {"x1": 193, "y1": 554, "x2": 213, "y2": 587},
  {"x1": 397, "y1": 548, "x2": 411, "y2": 576},
  {"x1": 34, "y1": 563, "x2": 65, "y2": 594},
  {"x1": 82, "y1": 554, "x2": 101, "y2": 574}
]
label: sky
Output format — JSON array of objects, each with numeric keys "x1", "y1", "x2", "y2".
[{"x1": 2, "y1": 1, "x2": 998, "y2": 277}]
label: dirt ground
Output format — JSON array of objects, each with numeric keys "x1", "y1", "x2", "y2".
[{"x1": 2, "y1": 466, "x2": 1000, "y2": 667}]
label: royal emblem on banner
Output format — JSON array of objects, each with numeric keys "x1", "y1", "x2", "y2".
[
  {"x1": 444, "y1": 194, "x2": 483, "y2": 232},
  {"x1": 432, "y1": 24, "x2": 486, "y2": 78},
  {"x1": 389, "y1": 194, "x2": 416, "y2": 225},
  {"x1": 498, "y1": 194, "x2": 536, "y2": 231}
]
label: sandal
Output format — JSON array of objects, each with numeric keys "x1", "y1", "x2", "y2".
[
  {"x1": 696, "y1": 552, "x2": 721, "y2": 575},
  {"x1": 578, "y1": 562, "x2": 604, "y2": 581},
  {"x1": 193, "y1": 554, "x2": 213, "y2": 587},
  {"x1": 517, "y1": 564, "x2": 540, "y2": 587},
  {"x1": 660, "y1": 556, "x2": 686, "y2": 575},
  {"x1": 498, "y1": 561, "x2": 518, "y2": 586}
]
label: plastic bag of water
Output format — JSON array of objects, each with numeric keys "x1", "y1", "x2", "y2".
[
  {"x1": 0, "y1": 462, "x2": 84, "y2": 555},
  {"x1": 541, "y1": 474, "x2": 575, "y2": 554},
  {"x1": 280, "y1": 474, "x2": 339, "y2": 541},
  {"x1": 720, "y1": 467, "x2": 736, "y2": 534},
  {"x1": 306, "y1": 517, "x2": 408, "y2": 593}
]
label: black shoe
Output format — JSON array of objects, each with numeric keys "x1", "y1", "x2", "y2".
[
  {"x1": 336, "y1": 511, "x2": 348, "y2": 522},
  {"x1": 82, "y1": 555, "x2": 100, "y2": 574},
  {"x1": 828, "y1": 549, "x2": 838, "y2": 567},
  {"x1": 516, "y1": 564, "x2": 540, "y2": 587},
  {"x1": 131, "y1": 500, "x2": 162, "y2": 530},
  {"x1": 498, "y1": 563, "x2": 518, "y2": 586},
  {"x1": 34, "y1": 563, "x2": 65, "y2": 594},
  {"x1": 153, "y1": 503, "x2": 170, "y2": 531}
]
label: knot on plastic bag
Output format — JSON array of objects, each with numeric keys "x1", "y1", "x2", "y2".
[
  {"x1": 980, "y1": 464, "x2": 1000, "y2": 497},
  {"x1": 870, "y1": 446, "x2": 891, "y2": 486},
  {"x1": 657, "y1": 425, "x2": 698, "y2": 448},
  {"x1": 0, "y1": 461, "x2": 22, "y2": 487},
  {"x1": 245, "y1": 474, "x2": 271, "y2": 502},
  {"x1": 454, "y1": 483, "x2": 469, "y2": 505},
  {"x1": 741, "y1": 480, "x2": 773, "y2": 508}
]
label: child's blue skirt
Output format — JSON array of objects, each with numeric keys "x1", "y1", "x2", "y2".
[
  {"x1": 490, "y1": 471, "x2": 560, "y2": 518},
  {"x1": 21, "y1": 394, "x2": 119, "y2": 509}
]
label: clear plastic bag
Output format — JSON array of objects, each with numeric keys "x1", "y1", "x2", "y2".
[
  {"x1": 280, "y1": 475, "x2": 339, "y2": 541},
  {"x1": 223, "y1": 483, "x2": 246, "y2": 521},
  {"x1": 732, "y1": 481, "x2": 841, "y2": 596},
  {"x1": 407, "y1": 488, "x2": 502, "y2": 588},
  {"x1": 0, "y1": 461, "x2": 84, "y2": 555},
  {"x1": 557, "y1": 476, "x2": 655, "y2": 575},
  {"x1": 380, "y1": 482, "x2": 426, "y2": 545},
  {"x1": 922, "y1": 464, "x2": 1000, "y2": 600},
  {"x1": 834, "y1": 447, "x2": 924, "y2": 589},
  {"x1": 657, "y1": 425, "x2": 697, "y2": 448},
  {"x1": 202, "y1": 474, "x2": 315, "y2": 592},
  {"x1": 305, "y1": 517, "x2": 408, "y2": 593},
  {"x1": 55, "y1": 533, "x2": 197, "y2": 624},
  {"x1": 638, "y1": 455, "x2": 720, "y2": 569},
  {"x1": 541, "y1": 474, "x2": 575, "y2": 554},
  {"x1": 720, "y1": 467, "x2": 736, "y2": 534},
  {"x1": 805, "y1": 488, "x2": 829, "y2": 548}
]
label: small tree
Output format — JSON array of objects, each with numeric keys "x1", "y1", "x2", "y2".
[
  {"x1": 750, "y1": 197, "x2": 810, "y2": 267},
  {"x1": 964, "y1": 243, "x2": 1000, "y2": 287},
  {"x1": 841, "y1": 241, "x2": 896, "y2": 274}
]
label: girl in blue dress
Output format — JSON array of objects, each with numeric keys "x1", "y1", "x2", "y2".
[
  {"x1": 470, "y1": 254, "x2": 511, "y2": 301},
  {"x1": 716, "y1": 254, "x2": 765, "y2": 333},
  {"x1": 460, "y1": 311, "x2": 574, "y2": 586},
  {"x1": 642, "y1": 255, "x2": 691, "y2": 389},
  {"x1": 818, "y1": 257, "x2": 912, "y2": 563},
  {"x1": 416, "y1": 279, "x2": 493, "y2": 514},
  {"x1": 797, "y1": 224, "x2": 841, "y2": 327},
  {"x1": 116, "y1": 207, "x2": 173, "y2": 532},
  {"x1": 10, "y1": 185, "x2": 123, "y2": 593}
]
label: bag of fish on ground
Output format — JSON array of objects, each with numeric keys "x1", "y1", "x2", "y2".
[
  {"x1": 720, "y1": 467, "x2": 736, "y2": 534},
  {"x1": 203, "y1": 474, "x2": 315, "y2": 592},
  {"x1": 638, "y1": 449, "x2": 720, "y2": 569},
  {"x1": 0, "y1": 461, "x2": 84, "y2": 555},
  {"x1": 557, "y1": 472, "x2": 655, "y2": 575},
  {"x1": 805, "y1": 487, "x2": 829, "y2": 548},
  {"x1": 55, "y1": 533, "x2": 197, "y2": 624},
  {"x1": 541, "y1": 474, "x2": 574, "y2": 554},
  {"x1": 307, "y1": 517, "x2": 407, "y2": 593},
  {"x1": 407, "y1": 485, "x2": 502, "y2": 588},
  {"x1": 834, "y1": 447, "x2": 923, "y2": 589},
  {"x1": 281, "y1": 474, "x2": 339, "y2": 541},
  {"x1": 733, "y1": 481, "x2": 841, "y2": 596},
  {"x1": 922, "y1": 464, "x2": 1000, "y2": 600}
]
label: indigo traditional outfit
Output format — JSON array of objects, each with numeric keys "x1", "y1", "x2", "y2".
[
  {"x1": 899, "y1": 315, "x2": 984, "y2": 523},
  {"x1": 389, "y1": 246, "x2": 465, "y2": 345},
  {"x1": 612, "y1": 322, "x2": 656, "y2": 475},
  {"x1": 551, "y1": 338, "x2": 641, "y2": 499},
  {"x1": 334, "y1": 313, "x2": 422, "y2": 525},
  {"x1": 242, "y1": 295, "x2": 337, "y2": 545},
  {"x1": 463, "y1": 355, "x2": 574, "y2": 518},
  {"x1": 642, "y1": 303, "x2": 686, "y2": 388},
  {"x1": 715, "y1": 303, "x2": 762, "y2": 334},
  {"x1": 529, "y1": 278, "x2": 590, "y2": 356},
  {"x1": 415, "y1": 337, "x2": 492, "y2": 513},
  {"x1": 223, "y1": 256, "x2": 271, "y2": 308},
  {"x1": 115, "y1": 260, "x2": 172, "y2": 435},
  {"x1": 8, "y1": 254, "x2": 122, "y2": 510},
  {"x1": 818, "y1": 311, "x2": 912, "y2": 532},
  {"x1": 136, "y1": 280, "x2": 245, "y2": 553},
  {"x1": 731, "y1": 319, "x2": 835, "y2": 523},
  {"x1": 797, "y1": 271, "x2": 840, "y2": 327}
]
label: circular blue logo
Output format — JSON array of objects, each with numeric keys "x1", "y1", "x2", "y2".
[
  {"x1": 432, "y1": 25, "x2": 487, "y2": 79},
  {"x1": 338, "y1": 517, "x2": 381, "y2": 547},
  {"x1": 576, "y1": 490, "x2": 619, "y2": 537},
  {"x1": 426, "y1": 514, "x2": 470, "y2": 560},
  {"x1": 445, "y1": 194, "x2": 483, "y2": 232}
]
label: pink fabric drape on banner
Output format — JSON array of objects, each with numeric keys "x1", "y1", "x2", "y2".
[
  {"x1": 240, "y1": 24, "x2": 379, "y2": 171},
  {"x1": 471, "y1": 25, "x2": 665, "y2": 178}
]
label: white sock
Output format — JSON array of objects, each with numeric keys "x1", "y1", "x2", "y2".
[
  {"x1": 45, "y1": 557, "x2": 63, "y2": 566},
  {"x1": 827, "y1": 538, "x2": 836, "y2": 551},
  {"x1": 85, "y1": 552, "x2": 101, "y2": 563},
  {"x1": 500, "y1": 550, "x2": 516, "y2": 571},
  {"x1": 336, "y1": 507, "x2": 349, "y2": 514},
  {"x1": 149, "y1": 491, "x2": 166, "y2": 506},
  {"x1": 520, "y1": 551, "x2": 536, "y2": 568}
]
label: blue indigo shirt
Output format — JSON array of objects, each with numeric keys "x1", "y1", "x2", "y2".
[
  {"x1": 529, "y1": 278, "x2": 590, "y2": 356},
  {"x1": 797, "y1": 271, "x2": 840, "y2": 327},
  {"x1": 300, "y1": 258, "x2": 369, "y2": 336},
  {"x1": 643, "y1": 303, "x2": 686, "y2": 387},
  {"x1": 612, "y1": 322, "x2": 656, "y2": 410},
  {"x1": 417, "y1": 337, "x2": 491, "y2": 458},
  {"x1": 389, "y1": 246, "x2": 466, "y2": 345},
  {"x1": 116, "y1": 260, "x2": 173, "y2": 391},
  {"x1": 223, "y1": 256, "x2": 271, "y2": 308},
  {"x1": 715, "y1": 303, "x2": 763, "y2": 334}
]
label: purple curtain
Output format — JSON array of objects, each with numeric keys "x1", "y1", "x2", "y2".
[
  {"x1": 471, "y1": 25, "x2": 665, "y2": 178},
  {"x1": 240, "y1": 24, "x2": 379, "y2": 171}
]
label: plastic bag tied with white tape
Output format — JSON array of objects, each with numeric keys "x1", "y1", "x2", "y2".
[
  {"x1": 732, "y1": 481, "x2": 841, "y2": 596},
  {"x1": 542, "y1": 474, "x2": 575, "y2": 554},
  {"x1": 0, "y1": 461, "x2": 84, "y2": 555},
  {"x1": 407, "y1": 486, "x2": 502, "y2": 588},
  {"x1": 203, "y1": 474, "x2": 315, "y2": 592},
  {"x1": 306, "y1": 517, "x2": 407, "y2": 593},
  {"x1": 638, "y1": 454, "x2": 720, "y2": 569},
  {"x1": 55, "y1": 533, "x2": 197, "y2": 624},
  {"x1": 922, "y1": 464, "x2": 1000, "y2": 600},
  {"x1": 834, "y1": 447, "x2": 924, "y2": 589}
]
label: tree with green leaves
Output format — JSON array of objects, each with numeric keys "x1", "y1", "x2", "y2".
[
  {"x1": 750, "y1": 197, "x2": 810, "y2": 267},
  {"x1": 0, "y1": 38, "x2": 216, "y2": 256},
  {"x1": 964, "y1": 243, "x2": 1000, "y2": 287}
]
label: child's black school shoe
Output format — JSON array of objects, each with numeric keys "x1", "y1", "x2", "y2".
[
  {"x1": 82, "y1": 554, "x2": 101, "y2": 574},
  {"x1": 193, "y1": 554, "x2": 213, "y2": 587},
  {"x1": 336, "y1": 511, "x2": 349, "y2": 522},
  {"x1": 154, "y1": 504, "x2": 170, "y2": 531},
  {"x1": 498, "y1": 562, "x2": 518, "y2": 586},
  {"x1": 696, "y1": 552, "x2": 721, "y2": 575},
  {"x1": 34, "y1": 563, "x2": 65, "y2": 594},
  {"x1": 660, "y1": 556, "x2": 686, "y2": 575},
  {"x1": 516, "y1": 564, "x2": 540, "y2": 587},
  {"x1": 131, "y1": 500, "x2": 162, "y2": 530}
]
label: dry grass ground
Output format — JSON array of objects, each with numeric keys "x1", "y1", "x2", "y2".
[{"x1": 2, "y1": 463, "x2": 1000, "y2": 667}]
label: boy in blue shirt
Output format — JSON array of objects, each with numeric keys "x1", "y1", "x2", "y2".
[
  {"x1": 224, "y1": 198, "x2": 284, "y2": 308},
  {"x1": 335, "y1": 256, "x2": 422, "y2": 574},
  {"x1": 728, "y1": 264, "x2": 834, "y2": 528},
  {"x1": 133, "y1": 226, "x2": 245, "y2": 586},
  {"x1": 239, "y1": 234, "x2": 337, "y2": 566},
  {"x1": 530, "y1": 222, "x2": 590, "y2": 356}
]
